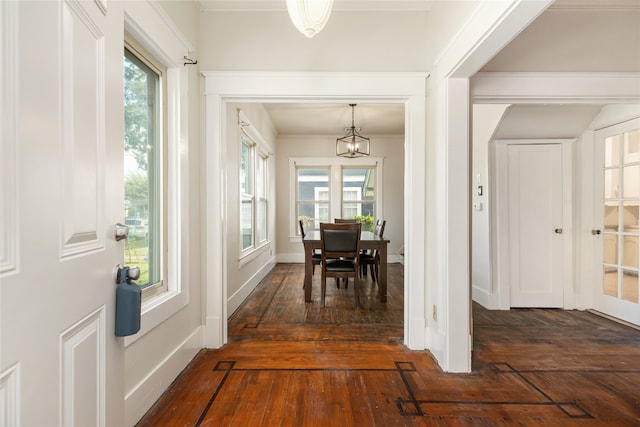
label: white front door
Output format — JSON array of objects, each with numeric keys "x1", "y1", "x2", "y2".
[
  {"x1": 593, "y1": 118, "x2": 640, "y2": 326},
  {"x1": 1, "y1": 1, "x2": 124, "y2": 425},
  {"x1": 507, "y1": 143, "x2": 565, "y2": 308}
]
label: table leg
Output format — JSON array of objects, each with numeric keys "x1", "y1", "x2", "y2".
[
  {"x1": 304, "y1": 242, "x2": 313, "y2": 302},
  {"x1": 378, "y1": 243, "x2": 388, "y2": 302}
]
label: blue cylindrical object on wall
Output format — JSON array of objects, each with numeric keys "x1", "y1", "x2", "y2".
[{"x1": 115, "y1": 280, "x2": 141, "y2": 337}]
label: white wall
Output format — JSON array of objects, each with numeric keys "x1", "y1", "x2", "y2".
[
  {"x1": 225, "y1": 103, "x2": 278, "y2": 316},
  {"x1": 275, "y1": 134, "x2": 405, "y2": 262},
  {"x1": 197, "y1": 7, "x2": 479, "y2": 72},
  {"x1": 471, "y1": 104, "x2": 510, "y2": 308}
]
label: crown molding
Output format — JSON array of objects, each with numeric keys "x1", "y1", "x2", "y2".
[
  {"x1": 200, "y1": 0, "x2": 433, "y2": 12},
  {"x1": 471, "y1": 72, "x2": 640, "y2": 104},
  {"x1": 548, "y1": 0, "x2": 640, "y2": 11}
]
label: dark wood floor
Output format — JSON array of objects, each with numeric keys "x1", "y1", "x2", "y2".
[{"x1": 137, "y1": 263, "x2": 640, "y2": 426}]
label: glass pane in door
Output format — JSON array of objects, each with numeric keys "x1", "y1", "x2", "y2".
[
  {"x1": 600, "y1": 129, "x2": 639, "y2": 308},
  {"x1": 622, "y1": 270, "x2": 639, "y2": 303}
]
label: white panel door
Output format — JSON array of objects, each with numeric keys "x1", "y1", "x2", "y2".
[
  {"x1": 594, "y1": 118, "x2": 640, "y2": 326},
  {"x1": 1, "y1": 1, "x2": 125, "y2": 426},
  {"x1": 508, "y1": 144, "x2": 564, "y2": 307}
]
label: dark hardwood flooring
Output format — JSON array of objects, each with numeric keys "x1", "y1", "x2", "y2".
[{"x1": 137, "y1": 263, "x2": 640, "y2": 426}]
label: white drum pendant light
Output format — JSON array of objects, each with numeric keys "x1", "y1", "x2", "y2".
[{"x1": 286, "y1": 0, "x2": 334, "y2": 38}]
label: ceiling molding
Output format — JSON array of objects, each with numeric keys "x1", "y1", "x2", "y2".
[
  {"x1": 200, "y1": 0, "x2": 433, "y2": 12},
  {"x1": 471, "y1": 72, "x2": 640, "y2": 104},
  {"x1": 548, "y1": 0, "x2": 640, "y2": 11}
]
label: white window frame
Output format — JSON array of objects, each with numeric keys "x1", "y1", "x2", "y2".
[
  {"x1": 123, "y1": 39, "x2": 166, "y2": 300},
  {"x1": 239, "y1": 111, "x2": 271, "y2": 261},
  {"x1": 289, "y1": 156, "x2": 383, "y2": 241},
  {"x1": 123, "y1": 2, "x2": 193, "y2": 346}
]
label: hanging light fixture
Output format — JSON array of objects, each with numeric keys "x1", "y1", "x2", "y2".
[
  {"x1": 336, "y1": 104, "x2": 370, "y2": 158},
  {"x1": 286, "y1": 0, "x2": 334, "y2": 39}
]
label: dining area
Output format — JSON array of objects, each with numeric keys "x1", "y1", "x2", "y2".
[{"x1": 300, "y1": 218, "x2": 390, "y2": 307}]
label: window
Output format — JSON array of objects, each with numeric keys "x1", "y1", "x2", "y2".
[
  {"x1": 240, "y1": 138, "x2": 254, "y2": 250},
  {"x1": 342, "y1": 167, "x2": 376, "y2": 230},
  {"x1": 297, "y1": 168, "x2": 330, "y2": 232},
  {"x1": 256, "y1": 154, "x2": 268, "y2": 243},
  {"x1": 239, "y1": 113, "x2": 270, "y2": 255},
  {"x1": 291, "y1": 158, "x2": 382, "y2": 237},
  {"x1": 123, "y1": 40, "x2": 167, "y2": 299}
]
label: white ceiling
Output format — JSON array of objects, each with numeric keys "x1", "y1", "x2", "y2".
[
  {"x1": 230, "y1": 0, "x2": 639, "y2": 138},
  {"x1": 263, "y1": 103, "x2": 405, "y2": 136}
]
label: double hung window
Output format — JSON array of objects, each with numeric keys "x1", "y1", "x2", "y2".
[
  {"x1": 291, "y1": 158, "x2": 382, "y2": 236},
  {"x1": 123, "y1": 41, "x2": 166, "y2": 299},
  {"x1": 240, "y1": 115, "x2": 270, "y2": 255}
]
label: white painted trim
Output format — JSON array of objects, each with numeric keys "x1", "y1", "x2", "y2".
[
  {"x1": 472, "y1": 72, "x2": 640, "y2": 104},
  {"x1": 0, "y1": 363, "x2": 20, "y2": 427},
  {"x1": 472, "y1": 284, "x2": 495, "y2": 309},
  {"x1": 435, "y1": 0, "x2": 553, "y2": 79},
  {"x1": 0, "y1": 0, "x2": 19, "y2": 276},
  {"x1": 203, "y1": 71, "x2": 428, "y2": 353},
  {"x1": 125, "y1": 326, "x2": 202, "y2": 426}
]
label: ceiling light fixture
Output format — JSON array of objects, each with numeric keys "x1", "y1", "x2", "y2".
[
  {"x1": 336, "y1": 104, "x2": 370, "y2": 158},
  {"x1": 286, "y1": 0, "x2": 334, "y2": 39}
]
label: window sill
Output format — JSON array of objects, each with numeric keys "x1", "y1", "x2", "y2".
[{"x1": 239, "y1": 241, "x2": 271, "y2": 268}]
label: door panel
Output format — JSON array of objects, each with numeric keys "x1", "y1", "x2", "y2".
[
  {"x1": 594, "y1": 118, "x2": 640, "y2": 325},
  {"x1": 508, "y1": 144, "x2": 564, "y2": 308},
  {"x1": 1, "y1": 1, "x2": 124, "y2": 425}
]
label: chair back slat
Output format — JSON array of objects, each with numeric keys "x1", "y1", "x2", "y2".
[{"x1": 298, "y1": 219, "x2": 306, "y2": 238}]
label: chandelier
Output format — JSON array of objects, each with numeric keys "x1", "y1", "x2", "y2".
[
  {"x1": 286, "y1": 0, "x2": 334, "y2": 38},
  {"x1": 336, "y1": 104, "x2": 370, "y2": 158}
]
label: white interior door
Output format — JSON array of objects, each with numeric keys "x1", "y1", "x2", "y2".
[
  {"x1": 1, "y1": 2, "x2": 124, "y2": 425},
  {"x1": 507, "y1": 144, "x2": 565, "y2": 308},
  {"x1": 593, "y1": 118, "x2": 640, "y2": 326}
]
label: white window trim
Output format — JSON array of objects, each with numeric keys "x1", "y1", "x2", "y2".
[
  {"x1": 123, "y1": 1, "x2": 193, "y2": 346},
  {"x1": 238, "y1": 110, "x2": 272, "y2": 262},
  {"x1": 288, "y1": 156, "x2": 384, "y2": 242}
]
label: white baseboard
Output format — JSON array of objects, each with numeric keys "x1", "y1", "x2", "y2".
[
  {"x1": 406, "y1": 316, "x2": 426, "y2": 349},
  {"x1": 471, "y1": 284, "x2": 498, "y2": 309},
  {"x1": 125, "y1": 326, "x2": 202, "y2": 426},
  {"x1": 426, "y1": 325, "x2": 446, "y2": 370},
  {"x1": 227, "y1": 258, "x2": 276, "y2": 316}
]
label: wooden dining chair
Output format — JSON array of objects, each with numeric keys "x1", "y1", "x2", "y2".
[
  {"x1": 299, "y1": 220, "x2": 321, "y2": 275},
  {"x1": 334, "y1": 218, "x2": 359, "y2": 223},
  {"x1": 360, "y1": 219, "x2": 386, "y2": 282},
  {"x1": 320, "y1": 222, "x2": 361, "y2": 307}
]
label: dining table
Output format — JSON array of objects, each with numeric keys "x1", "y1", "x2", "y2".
[{"x1": 302, "y1": 230, "x2": 390, "y2": 303}]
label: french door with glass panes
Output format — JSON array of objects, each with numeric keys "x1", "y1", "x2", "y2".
[{"x1": 594, "y1": 118, "x2": 640, "y2": 326}]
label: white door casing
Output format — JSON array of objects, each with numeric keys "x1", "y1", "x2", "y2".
[
  {"x1": 593, "y1": 117, "x2": 640, "y2": 326},
  {"x1": 494, "y1": 140, "x2": 574, "y2": 309},
  {"x1": 202, "y1": 72, "x2": 428, "y2": 354},
  {"x1": 1, "y1": 1, "x2": 125, "y2": 425}
]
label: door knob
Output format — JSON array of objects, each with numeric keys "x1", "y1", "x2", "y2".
[
  {"x1": 114, "y1": 223, "x2": 129, "y2": 241},
  {"x1": 554, "y1": 228, "x2": 563, "y2": 234},
  {"x1": 592, "y1": 229, "x2": 601, "y2": 235}
]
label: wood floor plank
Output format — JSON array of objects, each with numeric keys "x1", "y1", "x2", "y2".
[{"x1": 137, "y1": 263, "x2": 640, "y2": 426}]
